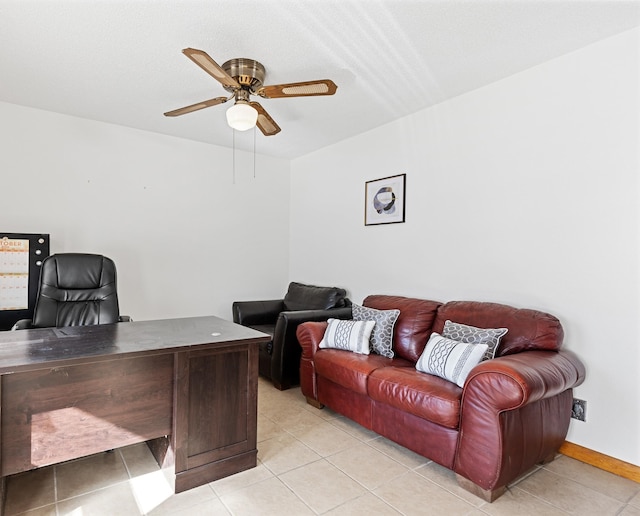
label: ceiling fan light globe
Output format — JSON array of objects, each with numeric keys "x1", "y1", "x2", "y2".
[{"x1": 226, "y1": 102, "x2": 258, "y2": 131}]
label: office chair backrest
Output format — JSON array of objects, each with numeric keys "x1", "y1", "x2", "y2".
[{"x1": 32, "y1": 253, "x2": 121, "y2": 328}]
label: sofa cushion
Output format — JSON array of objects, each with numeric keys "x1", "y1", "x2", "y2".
[
  {"x1": 284, "y1": 282, "x2": 348, "y2": 311},
  {"x1": 433, "y1": 301, "x2": 564, "y2": 356},
  {"x1": 368, "y1": 366, "x2": 462, "y2": 429},
  {"x1": 442, "y1": 320, "x2": 507, "y2": 361},
  {"x1": 416, "y1": 333, "x2": 487, "y2": 388},
  {"x1": 315, "y1": 350, "x2": 412, "y2": 395},
  {"x1": 363, "y1": 295, "x2": 442, "y2": 363},
  {"x1": 352, "y1": 303, "x2": 400, "y2": 358},
  {"x1": 319, "y1": 318, "x2": 374, "y2": 355}
]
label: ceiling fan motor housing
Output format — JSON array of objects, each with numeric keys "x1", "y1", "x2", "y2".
[{"x1": 222, "y1": 58, "x2": 265, "y2": 93}]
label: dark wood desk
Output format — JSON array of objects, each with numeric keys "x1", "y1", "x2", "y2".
[{"x1": 0, "y1": 316, "x2": 269, "y2": 512}]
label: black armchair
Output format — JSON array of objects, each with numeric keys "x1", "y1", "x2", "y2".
[
  {"x1": 233, "y1": 282, "x2": 352, "y2": 390},
  {"x1": 12, "y1": 253, "x2": 129, "y2": 330}
]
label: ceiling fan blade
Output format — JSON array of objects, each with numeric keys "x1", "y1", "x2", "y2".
[
  {"x1": 256, "y1": 79, "x2": 337, "y2": 99},
  {"x1": 250, "y1": 102, "x2": 281, "y2": 136},
  {"x1": 164, "y1": 96, "x2": 229, "y2": 117},
  {"x1": 182, "y1": 48, "x2": 240, "y2": 89}
]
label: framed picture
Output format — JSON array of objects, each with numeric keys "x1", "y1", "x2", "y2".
[{"x1": 364, "y1": 174, "x2": 406, "y2": 226}]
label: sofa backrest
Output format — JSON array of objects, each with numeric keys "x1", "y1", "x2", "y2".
[
  {"x1": 432, "y1": 301, "x2": 564, "y2": 356},
  {"x1": 363, "y1": 295, "x2": 441, "y2": 362},
  {"x1": 363, "y1": 295, "x2": 564, "y2": 362},
  {"x1": 284, "y1": 282, "x2": 350, "y2": 311}
]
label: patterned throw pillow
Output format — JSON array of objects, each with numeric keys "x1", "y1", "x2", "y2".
[
  {"x1": 416, "y1": 333, "x2": 488, "y2": 387},
  {"x1": 319, "y1": 318, "x2": 375, "y2": 355},
  {"x1": 352, "y1": 303, "x2": 400, "y2": 358},
  {"x1": 442, "y1": 320, "x2": 508, "y2": 361}
]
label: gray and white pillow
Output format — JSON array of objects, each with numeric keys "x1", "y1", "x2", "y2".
[
  {"x1": 319, "y1": 318, "x2": 375, "y2": 355},
  {"x1": 352, "y1": 303, "x2": 400, "y2": 358},
  {"x1": 442, "y1": 320, "x2": 508, "y2": 361},
  {"x1": 416, "y1": 332, "x2": 488, "y2": 387}
]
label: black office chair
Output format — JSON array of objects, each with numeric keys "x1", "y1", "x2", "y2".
[{"x1": 12, "y1": 253, "x2": 129, "y2": 330}]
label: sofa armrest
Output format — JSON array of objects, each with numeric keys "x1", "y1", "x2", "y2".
[
  {"x1": 271, "y1": 307, "x2": 352, "y2": 390},
  {"x1": 11, "y1": 319, "x2": 34, "y2": 330},
  {"x1": 297, "y1": 321, "x2": 330, "y2": 358},
  {"x1": 232, "y1": 299, "x2": 285, "y2": 326},
  {"x1": 463, "y1": 349, "x2": 585, "y2": 410},
  {"x1": 296, "y1": 320, "x2": 330, "y2": 399},
  {"x1": 455, "y1": 349, "x2": 585, "y2": 492}
]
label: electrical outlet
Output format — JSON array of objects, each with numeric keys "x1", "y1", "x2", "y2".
[{"x1": 571, "y1": 398, "x2": 586, "y2": 421}]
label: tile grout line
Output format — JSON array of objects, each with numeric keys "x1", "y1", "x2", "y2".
[
  {"x1": 259, "y1": 406, "x2": 375, "y2": 514},
  {"x1": 118, "y1": 448, "x2": 133, "y2": 480},
  {"x1": 265, "y1": 405, "x2": 483, "y2": 515},
  {"x1": 273, "y1": 388, "x2": 640, "y2": 508},
  {"x1": 117, "y1": 449, "x2": 145, "y2": 516},
  {"x1": 53, "y1": 463, "x2": 59, "y2": 514},
  {"x1": 542, "y1": 462, "x2": 636, "y2": 504}
]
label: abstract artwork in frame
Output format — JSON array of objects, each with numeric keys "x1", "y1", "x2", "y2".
[{"x1": 364, "y1": 174, "x2": 406, "y2": 226}]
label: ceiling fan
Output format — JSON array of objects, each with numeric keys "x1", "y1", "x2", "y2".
[{"x1": 164, "y1": 48, "x2": 338, "y2": 136}]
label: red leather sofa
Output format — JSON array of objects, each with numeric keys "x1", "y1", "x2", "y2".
[{"x1": 296, "y1": 295, "x2": 585, "y2": 502}]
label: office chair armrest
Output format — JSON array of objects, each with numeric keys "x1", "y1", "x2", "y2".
[{"x1": 11, "y1": 319, "x2": 34, "y2": 330}]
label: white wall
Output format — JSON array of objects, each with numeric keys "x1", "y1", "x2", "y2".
[
  {"x1": 290, "y1": 28, "x2": 639, "y2": 466},
  {"x1": 0, "y1": 102, "x2": 291, "y2": 321}
]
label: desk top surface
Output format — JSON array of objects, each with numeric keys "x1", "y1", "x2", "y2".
[{"x1": 0, "y1": 316, "x2": 269, "y2": 374}]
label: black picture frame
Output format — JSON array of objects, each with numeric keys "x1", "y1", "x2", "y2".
[{"x1": 365, "y1": 174, "x2": 406, "y2": 226}]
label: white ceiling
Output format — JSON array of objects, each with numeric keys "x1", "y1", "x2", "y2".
[{"x1": 1, "y1": 1, "x2": 639, "y2": 159}]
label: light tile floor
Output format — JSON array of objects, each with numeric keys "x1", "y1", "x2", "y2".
[{"x1": 5, "y1": 377, "x2": 640, "y2": 515}]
